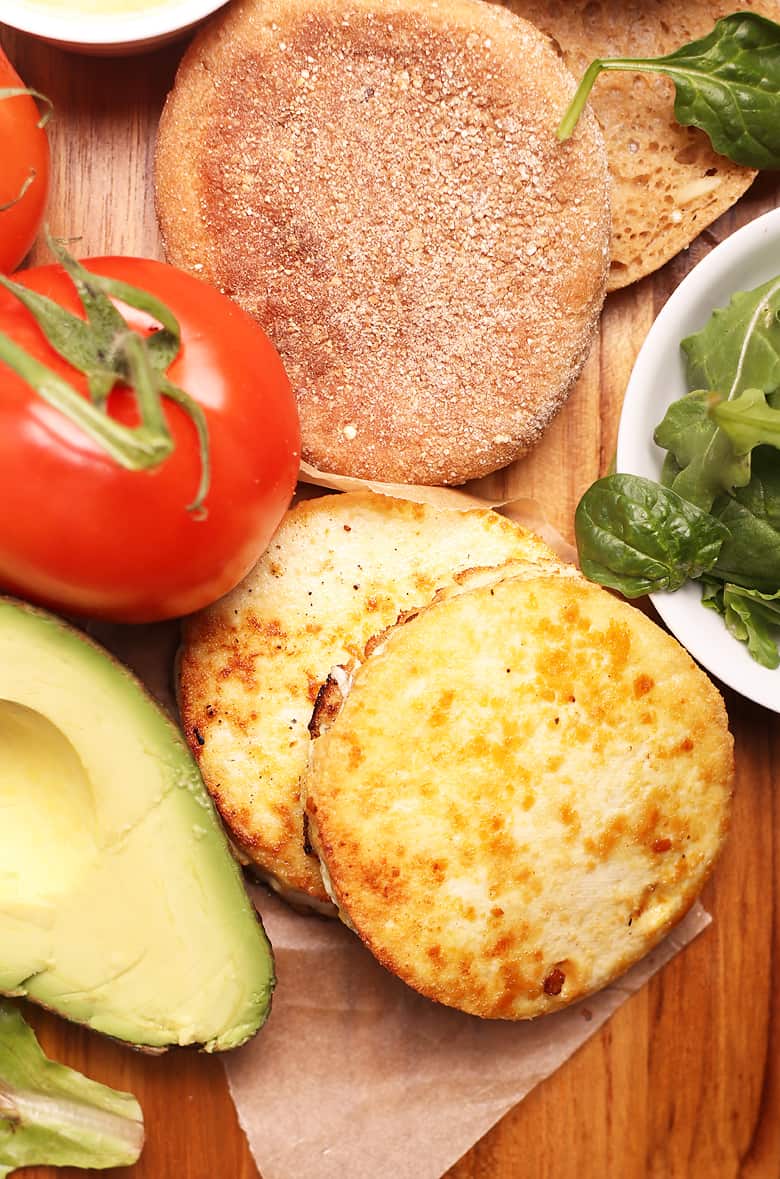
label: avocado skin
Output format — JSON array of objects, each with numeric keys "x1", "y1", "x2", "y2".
[{"x1": 0, "y1": 597, "x2": 274, "y2": 1052}]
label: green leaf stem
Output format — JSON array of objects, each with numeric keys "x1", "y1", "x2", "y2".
[{"x1": 558, "y1": 13, "x2": 780, "y2": 169}]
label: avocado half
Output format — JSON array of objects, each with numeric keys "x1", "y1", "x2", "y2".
[{"x1": 0, "y1": 598, "x2": 274, "y2": 1052}]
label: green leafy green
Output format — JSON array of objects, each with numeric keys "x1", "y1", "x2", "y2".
[
  {"x1": 731, "y1": 446, "x2": 780, "y2": 530},
  {"x1": 711, "y1": 387, "x2": 780, "y2": 453},
  {"x1": 655, "y1": 390, "x2": 751, "y2": 510},
  {"x1": 655, "y1": 274, "x2": 780, "y2": 511},
  {"x1": 702, "y1": 579, "x2": 780, "y2": 668},
  {"x1": 577, "y1": 268, "x2": 780, "y2": 670},
  {"x1": 711, "y1": 449, "x2": 780, "y2": 589},
  {"x1": 681, "y1": 275, "x2": 780, "y2": 399},
  {"x1": 575, "y1": 474, "x2": 729, "y2": 597},
  {"x1": 557, "y1": 13, "x2": 780, "y2": 169},
  {"x1": 0, "y1": 1002, "x2": 144, "y2": 1177}
]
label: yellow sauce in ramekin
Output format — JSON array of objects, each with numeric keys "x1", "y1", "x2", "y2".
[{"x1": 21, "y1": 0, "x2": 175, "y2": 11}]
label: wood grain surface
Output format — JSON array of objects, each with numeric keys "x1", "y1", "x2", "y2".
[{"x1": 1, "y1": 19, "x2": 779, "y2": 1179}]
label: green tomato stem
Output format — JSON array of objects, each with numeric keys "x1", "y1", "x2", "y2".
[
  {"x1": 114, "y1": 330, "x2": 171, "y2": 440},
  {"x1": 0, "y1": 87, "x2": 51, "y2": 215},
  {"x1": 0, "y1": 169, "x2": 37, "y2": 213},
  {"x1": 0, "y1": 86, "x2": 53, "y2": 128},
  {"x1": 0, "y1": 237, "x2": 211, "y2": 512},
  {"x1": 97, "y1": 275, "x2": 182, "y2": 340},
  {"x1": 160, "y1": 379, "x2": 212, "y2": 515},
  {"x1": 0, "y1": 331, "x2": 172, "y2": 471}
]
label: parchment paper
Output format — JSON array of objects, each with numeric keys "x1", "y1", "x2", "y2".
[
  {"x1": 298, "y1": 460, "x2": 579, "y2": 563},
  {"x1": 227, "y1": 891, "x2": 710, "y2": 1179},
  {"x1": 89, "y1": 481, "x2": 711, "y2": 1179}
]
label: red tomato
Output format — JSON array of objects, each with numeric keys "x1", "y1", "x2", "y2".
[
  {"x1": 0, "y1": 47, "x2": 49, "y2": 272},
  {"x1": 0, "y1": 257, "x2": 300, "y2": 621}
]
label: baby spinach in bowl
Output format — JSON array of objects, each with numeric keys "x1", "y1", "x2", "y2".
[{"x1": 580, "y1": 207, "x2": 780, "y2": 712}]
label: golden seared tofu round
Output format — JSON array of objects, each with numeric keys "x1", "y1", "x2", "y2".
[
  {"x1": 156, "y1": 0, "x2": 610, "y2": 484},
  {"x1": 305, "y1": 574, "x2": 734, "y2": 1017},
  {"x1": 178, "y1": 492, "x2": 567, "y2": 908}
]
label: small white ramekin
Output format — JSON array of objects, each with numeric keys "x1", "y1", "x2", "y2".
[{"x1": 1, "y1": 0, "x2": 229, "y2": 54}]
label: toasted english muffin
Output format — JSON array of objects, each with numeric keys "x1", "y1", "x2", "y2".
[
  {"x1": 504, "y1": 0, "x2": 776, "y2": 289},
  {"x1": 178, "y1": 492, "x2": 567, "y2": 907},
  {"x1": 156, "y1": 0, "x2": 610, "y2": 485},
  {"x1": 305, "y1": 572, "x2": 733, "y2": 1018}
]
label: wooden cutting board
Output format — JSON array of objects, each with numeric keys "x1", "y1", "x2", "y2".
[{"x1": 1, "y1": 20, "x2": 779, "y2": 1179}]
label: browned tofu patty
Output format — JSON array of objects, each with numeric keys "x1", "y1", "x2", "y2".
[
  {"x1": 178, "y1": 492, "x2": 567, "y2": 908},
  {"x1": 305, "y1": 572, "x2": 734, "y2": 1017}
]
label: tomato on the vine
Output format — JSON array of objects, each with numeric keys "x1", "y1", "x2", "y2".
[
  {"x1": 0, "y1": 47, "x2": 49, "y2": 273},
  {"x1": 0, "y1": 256, "x2": 300, "y2": 621}
]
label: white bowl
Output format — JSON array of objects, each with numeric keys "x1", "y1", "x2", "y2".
[
  {"x1": 0, "y1": 0, "x2": 229, "y2": 54},
  {"x1": 616, "y1": 207, "x2": 780, "y2": 714}
]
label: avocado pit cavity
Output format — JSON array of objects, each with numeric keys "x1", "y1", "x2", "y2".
[{"x1": 0, "y1": 700, "x2": 97, "y2": 908}]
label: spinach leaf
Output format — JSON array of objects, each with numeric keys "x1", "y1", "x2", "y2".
[
  {"x1": 575, "y1": 473, "x2": 729, "y2": 597},
  {"x1": 0, "y1": 1003, "x2": 144, "y2": 1177},
  {"x1": 681, "y1": 275, "x2": 780, "y2": 398},
  {"x1": 557, "y1": 13, "x2": 780, "y2": 168},
  {"x1": 654, "y1": 390, "x2": 751, "y2": 510},
  {"x1": 702, "y1": 578, "x2": 780, "y2": 668},
  {"x1": 711, "y1": 386, "x2": 780, "y2": 452},
  {"x1": 711, "y1": 449, "x2": 780, "y2": 589},
  {"x1": 660, "y1": 450, "x2": 683, "y2": 488},
  {"x1": 655, "y1": 273, "x2": 780, "y2": 511},
  {"x1": 732, "y1": 446, "x2": 780, "y2": 529}
]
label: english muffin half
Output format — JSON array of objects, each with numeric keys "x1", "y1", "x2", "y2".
[
  {"x1": 305, "y1": 572, "x2": 733, "y2": 1017},
  {"x1": 505, "y1": 0, "x2": 776, "y2": 289},
  {"x1": 178, "y1": 492, "x2": 568, "y2": 908},
  {"x1": 156, "y1": 0, "x2": 610, "y2": 484}
]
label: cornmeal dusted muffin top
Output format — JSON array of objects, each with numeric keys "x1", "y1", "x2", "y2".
[{"x1": 156, "y1": 0, "x2": 610, "y2": 484}]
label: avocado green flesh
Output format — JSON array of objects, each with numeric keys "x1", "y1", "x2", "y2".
[{"x1": 0, "y1": 600, "x2": 274, "y2": 1051}]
